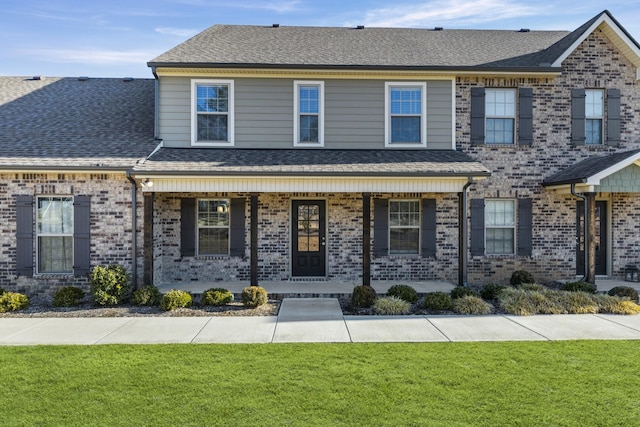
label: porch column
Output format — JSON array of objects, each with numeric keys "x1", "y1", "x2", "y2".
[
  {"x1": 585, "y1": 192, "x2": 597, "y2": 284},
  {"x1": 143, "y1": 193, "x2": 154, "y2": 286},
  {"x1": 250, "y1": 193, "x2": 259, "y2": 286},
  {"x1": 362, "y1": 192, "x2": 371, "y2": 286}
]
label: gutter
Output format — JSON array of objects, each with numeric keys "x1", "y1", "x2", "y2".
[
  {"x1": 125, "y1": 170, "x2": 138, "y2": 289},
  {"x1": 570, "y1": 183, "x2": 588, "y2": 282},
  {"x1": 459, "y1": 178, "x2": 475, "y2": 287}
]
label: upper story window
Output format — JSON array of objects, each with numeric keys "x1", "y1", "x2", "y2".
[
  {"x1": 191, "y1": 79, "x2": 234, "y2": 146},
  {"x1": 389, "y1": 200, "x2": 420, "y2": 255},
  {"x1": 37, "y1": 196, "x2": 73, "y2": 274},
  {"x1": 585, "y1": 89, "x2": 604, "y2": 145},
  {"x1": 385, "y1": 82, "x2": 427, "y2": 147},
  {"x1": 485, "y1": 89, "x2": 515, "y2": 144},
  {"x1": 197, "y1": 199, "x2": 230, "y2": 255},
  {"x1": 485, "y1": 199, "x2": 516, "y2": 255},
  {"x1": 294, "y1": 81, "x2": 324, "y2": 146}
]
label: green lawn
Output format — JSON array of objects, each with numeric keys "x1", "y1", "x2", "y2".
[{"x1": 1, "y1": 341, "x2": 639, "y2": 426}]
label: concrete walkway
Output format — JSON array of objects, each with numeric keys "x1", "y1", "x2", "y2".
[{"x1": 1, "y1": 298, "x2": 640, "y2": 345}]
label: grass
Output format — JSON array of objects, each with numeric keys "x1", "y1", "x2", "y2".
[{"x1": 1, "y1": 342, "x2": 639, "y2": 426}]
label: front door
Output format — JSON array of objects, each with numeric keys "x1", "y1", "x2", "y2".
[
  {"x1": 576, "y1": 201, "x2": 607, "y2": 276},
  {"x1": 292, "y1": 200, "x2": 326, "y2": 277}
]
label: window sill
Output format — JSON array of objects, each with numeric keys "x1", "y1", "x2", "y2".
[{"x1": 34, "y1": 273, "x2": 74, "y2": 278}]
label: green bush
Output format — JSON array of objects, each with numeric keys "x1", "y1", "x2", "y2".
[
  {"x1": 518, "y1": 283, "x2": 546, "y2": 292},
  {"x1": 132, "y1": 285, "x2": 163, "y2": 307},
  {"x1": 608, "y1": 286, "x2": 639, "y2": 302},
  {"x1": 202, "y1": 288, "x2": 234, "y2": 306},
  {"x1": 450, "y1": 286, "x2": 478, "y2": 299},
  {"x1": 558, "y1": 291, "x2": 599, "y2": 314},
  {"x1": 0, "y1": 292, "x2": 29, "y2": 313},
  {"x1": 53, "y1": 286, "x2": 85, "y2": 307},
  {"x1": 423, "y1": 292, "x2": 452, "y2": 311},
  {"x1": 593, "y1": 294, "x2": 640, "y2": 315},
  {"x1": 351, "y1": 285, "x2": 377, "y2": 308},
  {"x1": 510, "y1": 270, "x2": 535, "y2": 286},
  {"x1": 241, "y1": 286, "x2": 268, "y2": 307},
  {"x1": 160, "y1": 289, "x2": 192, "y2": 311},
  {"x1": 90, "y1": 264, "x2": 131, "y2": 306},
  {"x1": 386, "y1": 285, "x2": 418, "y2": 303},
  {"x1": 480, "y1": 284, "x2": 507, "y2": 300},
  {"x1": 373, "y1": 296, "x2": 411, "y2": 315},
  {"x1": 561, "y1": 281, "x2": 596, "y2": 294},
  {"x1": 451, "y1": 295, "x2": 493, "y2": 315}
]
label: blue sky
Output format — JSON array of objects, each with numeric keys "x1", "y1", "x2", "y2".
[{"x1": 2, "y1": 0, "x2": 640, "y2": 78}]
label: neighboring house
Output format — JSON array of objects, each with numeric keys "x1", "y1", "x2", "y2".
[{"x1": 2, "y1": 10, "x2": 640, "y2": 295}]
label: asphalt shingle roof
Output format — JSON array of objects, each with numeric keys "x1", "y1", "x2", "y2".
[
  {"x1": 133, "y1": 148, "x2": 491, "y2": 177},
  {"x1": 0, "y1": 76, "x2": 156, "y2": 170},
  {"x1": 543, "y1": 149, "x2": 640, "y2": 186},
  {"x1": 149, "y1": 25, "x2": 570, "y2": 70}
]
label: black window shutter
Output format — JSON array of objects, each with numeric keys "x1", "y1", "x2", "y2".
[
  {"x1": 16, "y1": 196, "x2": 34, "y2": 277},
  {"x1": 229, "y1": 198, "x2": 246, "y2": 257},
  {"x1": 607, "y1": 88, "x2": 621, "y2": 147},
  {"x1": 470, "y1": 87, "x2": 485, "y2": 145},
  {"x1": 470, "y1": 198, "x2": 485, "y2": 256},
  {"x1": 518, "y1": 88, "x2": 533, "y2": 145},
  {"x1": 73, "y1": 196, "x2": 91, "y2": 277},
  {"x1": 517, "y1": 198, "x2": 533, "y2": 257},
  {"x1": 571, "y1": 89, "x2": 586, "y2": 145},
  {"x1": 180, "y1": 198, "x2": 196, "y2": 257},
  {"x1": 422, "y1": 199, "x2": 436, "y2": 258},
  {"x1": 373, "y1": 199, "x2": 388, "y2": 257}
]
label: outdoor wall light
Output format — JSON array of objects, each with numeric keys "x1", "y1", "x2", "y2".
[{"x1": 141, "y1": 179, "x2": 153, "y2": 188}]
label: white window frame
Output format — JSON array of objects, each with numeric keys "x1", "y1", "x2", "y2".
[
  {"x1": 191, "y1": 79, "x2": 235, "y2": 147},
  {"x1": 196, "y1": 199, "x2": 231, "y2": 256},
  {"x1": 384, "y1": 82, "x2": 427, "y2": 147},
  {"x1": 485, "y1": 199, "x2": 516, "y2": 255},
  {"x1": 585, "y1": 89, "x2": 604, "y2": 145},
  {"x1": 293, "y1": 81, "x2": 324, "y2": 146},
  {"x1": 485, "y1": 88, "x2": 516, "y2": 145},
  {"x1": 388, "y1": 199, "x2": 421, "y2": 255},
  {"x1": 36, "y1": 196, "x2": 74, "y2": 274}
]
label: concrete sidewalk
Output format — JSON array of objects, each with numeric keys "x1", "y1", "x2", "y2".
[{"x1": 1, "y1": 298, "x2": 640, "y2": 345}]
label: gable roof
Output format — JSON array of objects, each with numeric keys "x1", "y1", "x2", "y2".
[
  {"x1": 148, "y1": 10, "x2": 640, "y2": 73},
  {"x1": 542, "y1": 149, "x2": 640, "y2": 187},
  {"x1": 0, "y1": 77, "x2": 156, "y2": 170}
]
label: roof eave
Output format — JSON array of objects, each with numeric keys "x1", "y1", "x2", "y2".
[{"x1": 130, "y1": 170, "x2": 492, "y2": 178}]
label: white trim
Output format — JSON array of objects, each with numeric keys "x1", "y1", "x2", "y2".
[
  {"x1": 552, "y1": 14, "x2": 640, "y2": 69},
  {"x1": 388, "y1": 199, "x2": 421, "y2": 256},
  {"x1": 35, "y1": 195, "x2": 74, "y2": 275},
  {"x1": 195, "y1": 198, "x2": 231, "y2": 256},
  {"x1": 484, "y1": 199, "x2": 516, "y2": 256},
  {"x1": 293, "y1": 80, "x2": 325, "y2": 147},
  {"x1": 587, "y1": 151, "x2": 640, "y2": 185},
  {"x1": 190, "y1": 79, "x2": 235, "y2": 147},
  {"x1": 384, "y1": 82, "x2": 427, "y2": 147},
  {"x1": 484, "y1": 88, "x2": 516, "y2": 145}
]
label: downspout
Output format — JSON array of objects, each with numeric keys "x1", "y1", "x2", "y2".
[
  {"x1": 570, "y1": 183, "x2": 588, "y2": 282},
  {"x1": 459, "y1": 177, "x2": 475, "y2": 287},
  {"x1": 126, "y1": 170, "x2": 138, "y2": 289}
]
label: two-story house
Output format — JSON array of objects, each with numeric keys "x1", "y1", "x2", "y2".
[{"x1": 2, "y1": 10, "x2": 640, "y2": 296}]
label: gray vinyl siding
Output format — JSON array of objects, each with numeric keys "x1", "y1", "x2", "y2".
[{"x1": 158, "y1": 76, "x2": 453, "y2": 149}]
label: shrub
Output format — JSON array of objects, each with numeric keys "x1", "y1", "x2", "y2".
[
  {"x1": 480, "y1": 283, "x2": 507, "y2": 300},
  {"x1": 451, "y1": 295, "x2": 493, "y2": 315},
  {"x1": 510, "y1": 270, "x2": 535, "y2": 286},
  {"x1": 593, "y1": 294, "x2": 640, "y2": 315},
  {"x1": 518, "y1": 283, "x2": 546, "y2": 292},
  {"x1": 53, "y1": 286, "x2": 85, "y2": 307},
  {"x1": 608, "y1": 286, "x2": 639, "y2": 302},
  {"x1": 202, "y1": 288, "x2": 234, "y2": 306},
  {"x1": 373, "y1": 296, "x2": 411, "y2": 315},
  {"x1": 423, "y1": 292, "x2": 453, "y2": 311},
  {"x1": 0, "y1": 292, "x2": 29, "y2": 313},
  {"x1": 132, "y1": 285, "x2": 163, "y2": 307},
  {"x1": 160, "y1": 289, "x2": 192, "y2": 311},
  {"x1": 241, "y1": 286, "x2": 268, "y2": 307},
  {"x1": 351, "y1": 285, "x2": 377, "y2": 308},
  {"x1": 0, "y1": 287, "x2": 5, "y2": 295},
  {"x1": 558, "y1": 291, "x2": 598, "y2": 314},
  {"x1": 90, "y1": 264, "x2": 131, "y2": 306},
  {"x1": 386, "y1": 285, "x2": 418, "y2": 303},
  {"x1": 561, "y1": 281, "x2": 596, "y2": 294},
  {"x1": 450, "y1": 286, "x2": 478, "y2": 299}
]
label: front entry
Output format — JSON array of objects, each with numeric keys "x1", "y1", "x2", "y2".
[
  {"x1": 292, "y1": 200, "x2": 326, "y2": 277},
  {"x1": 576, "y1": 201, "x2": 607, "y2": 276}
]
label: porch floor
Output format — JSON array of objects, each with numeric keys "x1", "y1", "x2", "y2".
[{"x1": 156, "y1": 280, "x2": 456, "y2": 298}]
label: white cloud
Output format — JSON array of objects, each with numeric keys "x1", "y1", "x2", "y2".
[
  {"x1": 25, "y1": 48, "x2": 153, "y2": 65},
  {"x1": 176, "y1": 0, "x2": 302, "y2": 13},
  {"x1": 356, "y1": 0, "x2": 541, "y2": 28},
  {"x1": 155, "y1": 27, "x2": 200, "y2": 37}
]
